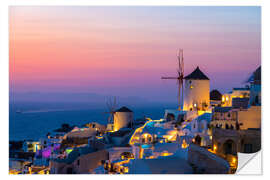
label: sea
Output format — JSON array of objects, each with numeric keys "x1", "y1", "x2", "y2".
[{"x1": 9, "y1": 102, "x2": 176, "y2": 141}]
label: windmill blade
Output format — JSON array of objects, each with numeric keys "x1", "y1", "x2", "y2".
[
  {"x1": 180, "y1": 78, "x2": 184, "y2": 109},
  {"x1": 108, "y1": 113, "x2": 114, "y2": 124},
  {"x1": 112, "y1": 96, "x2": 118, "y2": 112},
  {"x1": 161, "y1": 48, "x2": 185, "y2": 110},
  {"x1": 177, "y1": 49, "x2": 182, "y2": 73},
  {"x1": 181, "y1": 49, "x2": 184, "y2": 75},
  {"x1": 177, "y1": 79, "x2": 182, "y2": 108},
  {"x1": 177, "y1": 49, "x2": 184, "y2": 76},
  {"x1": 161, "y1": 77, "x2": 178, "y2": 79},
  {"x1": 106, "y1": 98, "x2": 112, "y2": 111},
  {"x1": 105, "y1": 96, "x2": 118, "y2": 124},
  {"x1": 106, "y1": 96, "x2": 117, "y2": 112},
  {"x1": 177, "y1": 69, "x2": 181, "y2": 77}
]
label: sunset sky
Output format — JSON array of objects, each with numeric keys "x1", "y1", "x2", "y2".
[{"x1": 9, "y1": 6, "x2": 261, "y2": 102}]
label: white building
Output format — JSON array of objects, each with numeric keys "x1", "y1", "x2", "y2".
[
  {"x1": 210, "y1": 107, "x2": 237, "y2": 130},
  {"x1": 182, "y1": 113, "x2": 212, "y2": 146},
  {"x1": 113, "y1": 107, "x2": 134, "y2": 131},
  {"x1": 222, "y1": 88, "x2": 250, "y2": 107},
  {"x1": 183, "y1": 66, "x2": 210, "y2": 112}
]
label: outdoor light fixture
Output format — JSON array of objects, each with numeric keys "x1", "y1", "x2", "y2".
[
  {"x1": 232, "y1": 157, "x2": 237, "y2": 164},
  {"x1": 222, "y1": 96, "x2": 225, "y2": 102},
  {"x1": 213, "y1": 145, "x2": 217, "y2": 151}
]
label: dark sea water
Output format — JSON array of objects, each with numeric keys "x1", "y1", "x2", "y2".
[{"x1": 9, "y1": 102, "x2": 176, "y2": 141}]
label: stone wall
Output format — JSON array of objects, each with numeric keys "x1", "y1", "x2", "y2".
[
  {"x1": 73, "y1": 149, "x2": 108, "y2": 173},
  {"x1": 108, "y1": 147, "x2": 133, "y2": 161},
  {"x1": 238, "y1": 106, "x2": 261, "y2": 130},
  {"x1": 188, "y1": 144, "x2": 230, "y2": 174},
  {"x1": 50, "y1": 149, "x2": 109, "y2": 174},
  {"x1": 212, "y1": 128, "x2": 261, "y2": 155}
]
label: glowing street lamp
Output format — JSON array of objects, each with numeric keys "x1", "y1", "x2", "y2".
[{"x1": 213, "y1": 145, "x2": 217, "y2": 152}]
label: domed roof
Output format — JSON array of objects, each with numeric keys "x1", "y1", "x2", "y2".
[
  {"x1": 184, "y1": 66, "x2": 209, "y2": 80},
  {"x1": 116, "y1": 106, "x2": 133, "y2": 112},
  {"x1": 210, "y1": 89, "x2": 222, "y2": 101}
]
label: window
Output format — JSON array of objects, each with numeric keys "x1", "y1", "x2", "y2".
[
  {"x1": 227, "y1": 113, "x2": 231, "y2": 118},
  {"x1": 77, "y1": 159, "x2": 80, "y2": 166}
]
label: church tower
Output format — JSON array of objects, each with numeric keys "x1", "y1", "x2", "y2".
[{"x1": 183, "y1": 66, "x2": 210, "y2": 111}]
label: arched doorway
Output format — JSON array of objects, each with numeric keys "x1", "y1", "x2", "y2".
[
  {"x1": 141, "y1": 133, "x2": 152, "y2": 144},
  {"x1": 223, "y1": 139, "x2": 236, "y2": 155},
  {"x1": 194, "y1": 135, "x2": 201, "y2": 146}
]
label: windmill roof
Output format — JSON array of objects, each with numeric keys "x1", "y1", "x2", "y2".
[
  {"x1": 116, "y1": 106, "x2": 133, "y2": 112},
  {"x1": 210, "y1": 89, "x2": 222, "y2": 101},
  {"x1": 184, "y1": 66, "x2": 209, "y2": 80}
]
